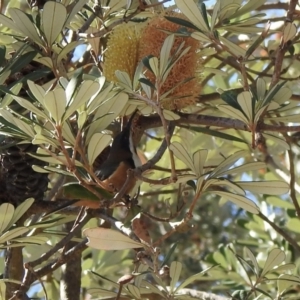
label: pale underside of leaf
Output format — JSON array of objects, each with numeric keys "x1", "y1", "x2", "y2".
[{"x1": 83, "y1": 228, "x2": 143, "y2": 250}]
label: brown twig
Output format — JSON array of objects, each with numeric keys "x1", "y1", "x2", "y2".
[
  {"x1": 258, "y1": 212, "x2": 300, "y2": 254},
  {"x1": 270, "y1": 0, "x2": 298, "y2": 88}
]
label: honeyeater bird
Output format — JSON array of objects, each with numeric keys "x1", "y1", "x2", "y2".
[
  {"x1": 95, "y1": 110, "x2": 142, "y2": 195},
  {"x1": 45, "y1": 111, "x2": 142, "y2": 214}
]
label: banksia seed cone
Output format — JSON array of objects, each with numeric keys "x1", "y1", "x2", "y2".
[
  {"x1": 1, "y1": 139, "x2": 48, "y2": 205},
  {"x1": 138, "y1": 13, "x2": 202, "y2": 110},
  {"x1": 103, "y1": 24, "x2": 142, "y2": 82}
]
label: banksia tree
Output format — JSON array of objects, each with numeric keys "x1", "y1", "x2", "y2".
[{"x1": 0, "y1": 1, "x2": 299, "y2": 300}]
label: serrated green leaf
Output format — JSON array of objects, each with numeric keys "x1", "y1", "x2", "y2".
[
  {"x1": 84, "y1": 228, "x2": 143, "y2": 250},
  {"x1": 0, "y1": 203, "x2": 14, "y2": 234},
  {"x1": 42, "y1": 2, "x2": 67, "y2": 46},
  {"x1": 261, "y1": 249, "x2": 285, "y2": 277},
  {"x1": 88, "y1": 133, "x2": 111, "y2": 165},
  {"x1": 212, "y1": 191, "x2": 260, "y2": 214},
  {"x1": 236, "y1": 181, "x2": 289, "y2": 195},
  {"x1": 170, "y1": 261, "x2": 182, "y2": 292}
]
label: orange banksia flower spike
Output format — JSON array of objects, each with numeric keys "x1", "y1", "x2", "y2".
[{"x1": 138, "y1": 12, "x2": 202, "y2": 110}]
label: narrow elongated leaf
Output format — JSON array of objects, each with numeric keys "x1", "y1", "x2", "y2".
[
  {"x1": 256, "y1": 78, "x2": 266, "y2": 100},
  {"x1": 160, "y1": 34, "x2": 175, "y2": 77},
  {"x1": 9, "y1": 8, "x2": 42, "y2": 44},
  {"x1": 63, "y1": 182, "x2": 112, "y2": 200},
  {"x1": 170, "y1": 142, "x2": 194, "y2": 171},
  {"x1": 244, "y1": 247, "x2": 260, "y2": 276},
  {"x1": 0, "y1": 83, "x2": 22, "y2": 108},
  {"x1": 237, "y1": 91, "x2": 253, "y2": 122},
  {"x1": 64, "y1": 80, "x2": 100, "y2": 121},
  {"x1": 209, "y1": 150, "x2": 247, "y2": 178},
  {"x1": 42, "y1": 2, "x2": 67, "y2": 46},
  {"x1": 261, "y1": 249, "x2": 285, "y2": 277},
  {"x1": 13, "y1": 96, "x2": 48, "y2": 119},
  {"x1": 87, "y1": 92, "x2": 128, "y2": 142},
  {"x1": 65, "y1": 0, "x2": 88, "y2": 25},
  {"x1": 149, "y1": 57, "x2": 159, "y2": 77},
  {"x1": 84, "y1": 228, "x2": 143, "y2": 250},
  {"x1": 176, "y1": 266, "x2": 216, "y2": 291},
  {"x1": 236, "y1": 181, "x2": 289, "y2": 195},
  {"x1": 162, "y1": 110, "x2": 180, "y2": 120},
  {"x1": 127, "y1": 285, "x2": 141, "y2": 299},
  {"x1": 0, "y1": 203, "x2": 14, "y2": 234},
  {"x1": 191, "y1": 31, "x2": 211, "y2": 43},
  {"x1": 8, "y1": 198, "x2": 34, "y2": 229},
  {"x1": 283, "y1": 22, "x2": 297, "y2": 44},
  {"x1": 273, "y1": 87, "x2": 292, "y2": 104},
  {"x1": 88, "y1": 133, "x2": 111, "y2": 165},
  {"x1": 175, "y1": 0, "x2": 209, "y2": 32},
  {"x1": 218, "y1": 105, "x2": 249, "y2": 125},
  {"x1": 170, "y1": 261, "x2": 182, "y2": 292},
  {"x1": 0, "y1": 227, "x2": 29, "y2": 243},
  {"x1": 0, "y1": 14, "x2": 20, "y2": 32},
  {"x1": 212, "y1": 191, "x2": 260, "y2": 214},
  {"x1": 115, "y1": 71, "x2": 132, "y2": 91},
  {"x1": 208, "y1": 178, "x2": 245, "y2": 195},
  {"x1": 193, "y1": 149, "x2": 207, "y2": 177},
  {"x1": 217, "y1": 162, "x2": 266, "y2": 177},
  {"x1": 44, "y1": 87, "x2": 66, "y2": 123},
  {"x1": 278, "y1": 274, "x2": 300, "y2": 295},
  {"x1": 27, "y1": 80, "x2": 46, "y2": 106}
]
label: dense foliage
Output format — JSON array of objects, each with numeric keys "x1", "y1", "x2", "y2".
[{"x1": 0, "y1": 0, "x2": 300, "y2": 299}]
